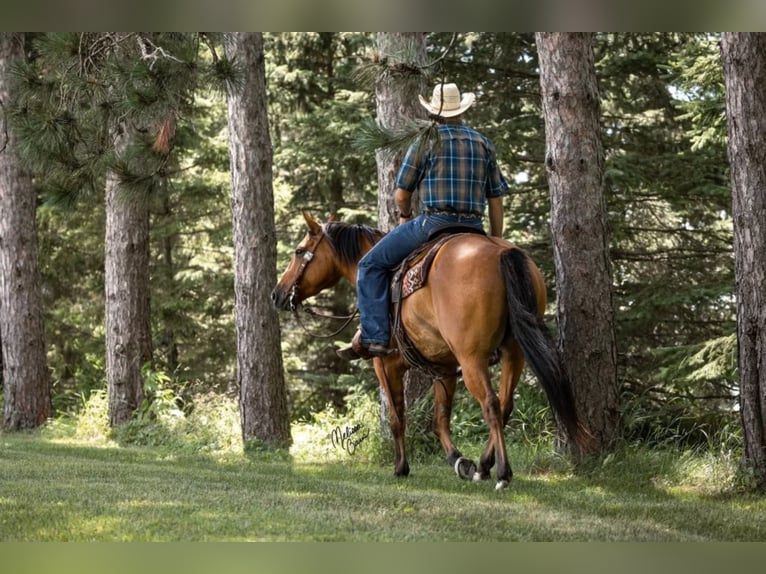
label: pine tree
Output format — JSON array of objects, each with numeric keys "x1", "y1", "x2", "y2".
[
  {"x1": 0, "y1": 32, "x2": 52, "y2": 429},
  {"x1": 11, "y1": 33, "x2": 230, "y2": 425},
  {"x1": 268, "y1": 32, "x2": 376, "y2": 218},
  {"x1": 225, "y1": 32, "x2": 291, "y2": 448},
  {"x1": 536, "y1": 32, "x2": 620, "y2": 453},
  {"x1": 721, "y1": 32, "x2": 766, "y2": 489}
]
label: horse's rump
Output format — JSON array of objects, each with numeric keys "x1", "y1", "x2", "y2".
[{"x1": 395, "y1": 234, "x2": 518, "y2": 370}]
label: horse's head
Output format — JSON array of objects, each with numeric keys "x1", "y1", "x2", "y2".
[{"x1": 271, "y1": 212, "x2": 342, "y2": 311}]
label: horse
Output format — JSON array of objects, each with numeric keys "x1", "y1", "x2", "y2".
[{"x1": 272, "y1": 212, "x2": 587, "y2": 490}]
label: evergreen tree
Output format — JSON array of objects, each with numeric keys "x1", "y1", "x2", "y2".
[
  {"x1": 536, "y1": 32, "x2": 620, "y2": 453},
  {"x1": 597, "y1": 33, "x2": 735, "y2": 439},
  {"x1": 225, "y1": 32, "x2": 291, "y2": 448},
  {"x1": 7, "y1": 32, "x2": 742, "y2": 450},
  {"x1": 104, "y1": 118, "x2": 151, "y2": 425},
  {"x1": 0, "y1": 32, "x2": 51, "y2": 429},
  {"x1": 268, "y1": 32, "x2": 376, "y2": 218},
  {"x1": 11, "y1": 33, "x2": 229, "y2": 425},
  {"x1": 721, "y1": 32, "x2": 766, "y2": 489}
]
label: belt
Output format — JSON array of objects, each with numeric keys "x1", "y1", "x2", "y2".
[{"x1": 424, "y1": 207, "x2": 482, "y2": 218}]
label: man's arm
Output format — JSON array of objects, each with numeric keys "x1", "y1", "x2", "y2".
[
  {"x1": 488, "y1": 195, "x2": 504, "y2": 238},
  {"x1": 395, "y1": 187, "x2": 414, "y2": 223}
]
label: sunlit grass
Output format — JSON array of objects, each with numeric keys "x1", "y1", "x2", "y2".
[{"x1": 0, "y1": 384, "x2": 758, "y2": 541}]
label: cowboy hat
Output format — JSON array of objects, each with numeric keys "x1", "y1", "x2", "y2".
[{"x1": 418, "y1": 83, "x2": 475, "y2": 118}]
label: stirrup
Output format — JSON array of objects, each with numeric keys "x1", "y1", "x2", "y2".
[
  {"x1": 336, "y1": 344, "x2": 364, "y2": 360},
  {"x1": 335, "y1": 333, "x2": 392, "y2": 360}
]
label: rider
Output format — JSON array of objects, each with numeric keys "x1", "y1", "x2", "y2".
[{"x1": 337, "y1": 82, "x2": 510, "y2": 360}]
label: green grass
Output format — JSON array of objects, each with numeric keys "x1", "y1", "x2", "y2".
[{"x1": 1, "y1": 430, "x2": 765, "y2": 541}]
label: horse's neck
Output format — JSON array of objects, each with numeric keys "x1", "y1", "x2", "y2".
[{"x1": 340, "y1": 238, "x2": 375, "y2": 289}]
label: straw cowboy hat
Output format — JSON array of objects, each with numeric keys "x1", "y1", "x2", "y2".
[{"x1": 418, "y1": 83, "x2": 475, "y2": 118}]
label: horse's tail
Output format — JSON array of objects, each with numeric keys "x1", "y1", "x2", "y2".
[{"x1": 499, "y1": 248, "x2": 588, "y2": 450}]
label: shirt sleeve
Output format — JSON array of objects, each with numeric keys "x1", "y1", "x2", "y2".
[
  {"x1": 484, "y1": 141, "x2": 509, "y2": 198},
  {"x1": 395, "y1": 140, "x2": 427, "y2": 191}
]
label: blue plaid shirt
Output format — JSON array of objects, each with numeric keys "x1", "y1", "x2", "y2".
[{"x1": 395, "y1": 123, "x2": 509, "y2": 216}]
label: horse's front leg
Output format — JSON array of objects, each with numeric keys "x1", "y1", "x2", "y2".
[
  {"x1": 433, "y1": 375, "x2": 476, "y2": 480},
  {"x1": 374, "y1": 356, "x2": 409, "y2": 477}
]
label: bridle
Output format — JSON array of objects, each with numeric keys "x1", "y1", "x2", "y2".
[
  {"x1": 286, "y1": 226, "x2": 359, "y2": 339},
  {"x1": 286, "y1": 229, "x2": 324, "y2": 312}
]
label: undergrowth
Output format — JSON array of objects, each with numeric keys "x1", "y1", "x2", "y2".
[
  {"x1": 46, "y1": 366, "x2": 243, "y2": 457},
  {"x1": 32, "y1": 364, "x2": 755, "y2": 494}
]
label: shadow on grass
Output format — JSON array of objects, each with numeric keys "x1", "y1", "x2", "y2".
[{"x1": 3, "y1": 433, "x2": 765, "y2": 541}]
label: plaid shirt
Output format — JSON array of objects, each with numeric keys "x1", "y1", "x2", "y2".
[{"x1": 395, "y1": 123, "x2": 509, "y2": 216}]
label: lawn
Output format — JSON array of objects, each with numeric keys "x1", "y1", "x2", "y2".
[{"x1": 1, "y1": 432, "x2": 765, "y2": 542}]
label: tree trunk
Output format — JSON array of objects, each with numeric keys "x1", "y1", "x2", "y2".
[
  {"x1": 105, "y1": 123, "x2": 152, "y2": 426},
  {"x1": 0, "y1": 33, "x2": 52, "y2": 429},
  {"x1": 536, "y1": 32, "x2": 620, "y2": 453},
  {"x1": 225, "y1": 32, "x2": 291, "y2": 448},
  {"x1": 374, "y1": 32, "x2": 431, "y2": 416},
  {"x1": 721, "y1": 32, "x2": 766, "y2": 489}
]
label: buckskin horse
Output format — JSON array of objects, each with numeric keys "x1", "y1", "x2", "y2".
[{"x1": 272, "y1": 212, "x2": 587, "y2": 490}]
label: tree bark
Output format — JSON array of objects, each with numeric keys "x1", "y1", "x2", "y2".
[
  {"x1": 374, "y1": 32, "x2": 431, "y2": 415},
  {"x1": 721, "y1": 32, "x2": 766, "y2": 489},
  {"x1": 536, "y1": 33, "x2": 620, "y2": 453},
  {"x1": 0, "y1": 33, "x2": 52, "y2": 429},
  {"x1": 104, "y1": 123, "x2": 152, "y2": 426},
  {"x1": 225, "y1": 32, "x2": 291, "y2": 448}
]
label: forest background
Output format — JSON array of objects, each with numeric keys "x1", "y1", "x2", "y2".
[{"x1": 0, "y1": 32, "x2": 742, "y2": 468}]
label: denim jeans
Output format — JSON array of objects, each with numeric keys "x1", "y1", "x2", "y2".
[{"x1": 357, "y1": 212, "x2": 483, "y2": 346}]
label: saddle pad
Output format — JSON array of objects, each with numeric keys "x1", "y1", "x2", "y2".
[
  {"x1": 393, "y1": 233, "x2": 456, "y2": 301},
  {"x1": 401, "y1": 257, "x2": 428, "y2": 299}
]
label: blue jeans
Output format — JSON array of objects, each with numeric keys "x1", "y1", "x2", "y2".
[{"x1": 357, "y1": 213, "x2": 483, "y2": 346}]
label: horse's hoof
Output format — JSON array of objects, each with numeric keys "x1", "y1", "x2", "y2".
[
  {"x1": 454, "y1": 457, "x2": 477, "y2": 480},
  {"x1": 394, "y1": 463, "x2": 410, "y2": 477},
  {"x1": 473, "y1": 470, "x2": 489, "y2": 482},
  {"x1": 495, "y1": 480, "x2": 510, "y2": 491}
]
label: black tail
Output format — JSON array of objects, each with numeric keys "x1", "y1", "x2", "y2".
[{"x1": 499, "y1": 249, "x2": 585, "y2": 448}]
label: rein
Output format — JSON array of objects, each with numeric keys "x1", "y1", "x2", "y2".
[
  {"x1": 293, "y1": 305, "x2": 359, "y2": 339},
  {"x1": 288, "y1": 226, "x2": 359, "y2": 339}
]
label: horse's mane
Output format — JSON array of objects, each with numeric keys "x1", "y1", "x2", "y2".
[{"x1": 322, "y1": 221, "x2": 384, "y2": 266}]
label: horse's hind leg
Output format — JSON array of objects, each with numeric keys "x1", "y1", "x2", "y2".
[
  {"x1": 374, "y1": 357, "x2": 409, "y2": 477},
  {"x1": 477, "y1": 343, "x2": 525, "y2": 480},
  {"x1": 433, "y1": 375, "x2": 476, "y2": 480},
  {"x1": 460, "y1": 359, "x2": 512, "y2": 489}
]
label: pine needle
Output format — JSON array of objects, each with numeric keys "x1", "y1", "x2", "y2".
[
  {"x1": 353, "y1": 45, "x2": 427, "y2": 92},
  {"x1": 352, "y1": 116, "x2": 441, "y2": 159}
]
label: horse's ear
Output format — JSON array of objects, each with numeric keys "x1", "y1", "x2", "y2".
[
  {"x1": 302, "y1": 211, "x2": 322, "y2": 236},
  {"x1": 327, "y1": 212, "x2": 338, "y2": 222}
]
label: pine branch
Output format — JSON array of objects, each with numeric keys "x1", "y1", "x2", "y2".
[
  {"x1": 353, "y1": 116, "x2": 441, "y2": 159},
  {"x1": 353, "y1": 49, "x2": 425, "y2": 92}
]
